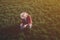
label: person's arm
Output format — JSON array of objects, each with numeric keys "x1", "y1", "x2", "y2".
[
  {"x1": 27, "y1": 15, "x2": 32, "y2": 28},
  {"x1": 28, "y1": 15, "x2": 32, "y2": 24}
]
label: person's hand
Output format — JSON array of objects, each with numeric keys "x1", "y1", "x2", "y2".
[
  {"x1": 23, "y1": 24, "x2": 28, "y2": 28},
  {"x1": 28, "y1": 24, "x2": 32, "y2": 29}
]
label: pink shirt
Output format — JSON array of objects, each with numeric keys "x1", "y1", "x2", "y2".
[{"x1": 21, "y1": 15, "x2": 32, "y2": 24}]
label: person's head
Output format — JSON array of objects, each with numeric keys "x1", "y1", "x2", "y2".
[{"x1": 20, "y1": 12, "x2": 28, "y2": 19}]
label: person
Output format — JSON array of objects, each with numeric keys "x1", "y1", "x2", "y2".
[{"x1": 20, "y1": 12, "x2": 32, "y2": 30}]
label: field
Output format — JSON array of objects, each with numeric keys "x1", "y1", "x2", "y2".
[{"x1": 0, "y1": 0, "x2": 60, "y2": 40}]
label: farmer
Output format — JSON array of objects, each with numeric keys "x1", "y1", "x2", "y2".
[{"x1": 20, "y1": 12, "x2": 32, "y2": 30}]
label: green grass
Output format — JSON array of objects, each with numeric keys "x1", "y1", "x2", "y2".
[{"x1": 0, "y1": 0, "x2": 60, "y2": 40}]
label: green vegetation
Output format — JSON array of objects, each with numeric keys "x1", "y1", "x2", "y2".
[{"x1": 0, "y1": 0, "x2": 60, "y2": 40}]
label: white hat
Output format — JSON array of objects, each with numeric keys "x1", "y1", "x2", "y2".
[{"x1": 20, "y1": 12, "x2": 28, "y2": 19}]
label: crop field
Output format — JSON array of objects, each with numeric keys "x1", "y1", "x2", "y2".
[{"x1": 0, "y1": 0, "x2": 60, "y2": 40}]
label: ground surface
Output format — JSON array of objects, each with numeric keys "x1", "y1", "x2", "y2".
[{"x1": 0, "y1": 0, "x2": 60, "y2": 40}]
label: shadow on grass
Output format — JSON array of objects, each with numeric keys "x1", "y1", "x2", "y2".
[
  {"x1": 0, "y1": 25, "x2": 57, "y2": 40},
  {"x1": 0, "y1": 25, "x2": 20, "y2": 40},
  {"x1": 0, "y1": 25, "x2": 33, "y2": 40}
]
